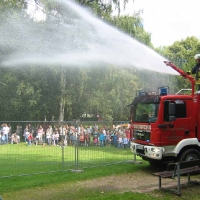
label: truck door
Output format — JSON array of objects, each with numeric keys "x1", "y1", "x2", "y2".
[{"x1": 163, "y1": 100, "x2": 190, "y2": 145}]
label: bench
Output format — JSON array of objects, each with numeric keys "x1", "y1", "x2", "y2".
[{"x1": 153, "y1": 159, "x2": 200, "y2": 196}]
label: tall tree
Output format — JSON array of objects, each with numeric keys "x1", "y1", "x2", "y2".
[{"x1": 156, "y1": 36, "x2": 200, "y2": 91}]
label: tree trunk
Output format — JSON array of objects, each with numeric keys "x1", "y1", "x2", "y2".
[{"x1": 59, "y1": 67, "x2": 66, "y2": 122}]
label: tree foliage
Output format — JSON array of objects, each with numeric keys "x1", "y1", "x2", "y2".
[
  {"x1": 157, "y1": 36, "x2": 200, "y2": 91},
  {"x1": 0, "y1": 0, "x2": 198, "y2": 121},
  {"x1": 109, "y1": 15, "x2": 152, "y2": 46}
]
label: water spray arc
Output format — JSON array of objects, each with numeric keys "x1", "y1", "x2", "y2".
[{"x1": 0, "y1": 0, "x2": 177, "y2": 75}]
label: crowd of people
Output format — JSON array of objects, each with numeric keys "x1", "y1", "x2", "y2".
[{"x1": 0, "y1": 122, "x2": 131, "y2": 148}]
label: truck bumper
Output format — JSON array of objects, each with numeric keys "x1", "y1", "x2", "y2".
[{"x1": 130, "y1": 142, "x2": 164, "y2": 160}]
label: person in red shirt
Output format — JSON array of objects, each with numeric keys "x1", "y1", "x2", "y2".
[{"x1": 27, "y1": 133, "x2": 33, "y2": 146}]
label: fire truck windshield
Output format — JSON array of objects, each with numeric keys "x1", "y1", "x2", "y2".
[{"x1": 134, "y1": 103, "x2": 159, "y2": 123}]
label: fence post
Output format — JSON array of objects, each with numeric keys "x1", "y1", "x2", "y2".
[
  {"x1": 71, "y1": 135, "x2": 83, "y2": 173},
  {"x1": 61, "y1": 135, "x2": 65, "y2": 170},
  {"x1": 76, "y1": 135, "x2": 79, "y2": 170},
  {"x1": 75, "y1": 137, "x2": 77, "y2": 170},
  {"x1": 127, "y1": 152, "x2": 142, "y2": 164}
]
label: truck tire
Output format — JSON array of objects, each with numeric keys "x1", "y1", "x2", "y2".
[{"x1": 179, "y1": 149, "x2": 200, "y2": 162}]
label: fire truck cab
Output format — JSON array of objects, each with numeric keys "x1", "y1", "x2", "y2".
[{"x1": 130, "y1": 61, "x2": 200, "y2": 165}]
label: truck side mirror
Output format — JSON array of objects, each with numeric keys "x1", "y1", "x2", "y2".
[
  {"x1": 168, "y1": 103, "x2": 176, "y2": 122},
  {"x1": 169, "y1": 116, "x2": 176, "y2": 122},
  {"x1": 169, "y1": 103, "x2": 175, "y2": 115}
]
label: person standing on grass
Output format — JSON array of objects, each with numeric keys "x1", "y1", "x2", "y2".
[
  {"x1": 15, "y1": 125, "x2": 21, "y2": 140},
  {"x1": 92, "y1": 123, "x2": 98, "y2": 134},
  {"x1": 73, "y1": 128, "x2": 77, "y2": 146},
  {"x1": 69, "y1": 127, "x2": 73, "y2": 145},
  {"x1": 2, "y1": 123, "x2": 9, "y2": 144},
  {"x1": 55, "y1": 130, "x2": 59, "y2": 146},
  {"x1": 37, "y1": 125, "x2": 43, "y2": 144},
  {"x1": 35, "y1": 134, "x2": 39, "y2": 145},
  {"x1": 102, "y1": 126, "x2": 106, "y2": 146},
  {"x1": 122, "y1": 134, "x2": 128, "y2": 149},
  {"x1": 110, "y1": 128, "x2": 115, "y2": 146},
  {"x1": 99, "y1": 129, "x2": 105, "y2": 147},
  {"x1": 85, "y1": 132, "x2": 90, "y2": 147},
  {"x1": 79, "y1": 132, "x2": 85, "y2": 146},
  {"x1": 27, "y1": 133, "x2": 33, "y2": 146},
  {"x1": 46, "y1": 127, "x2": 51, "y2": 145},
  {"x1": 113, "y1": 132, "x2": 118, "y2": 148},
  {"x1": 105, "y1": 130, "x2": 111, "y2": 146},
  {"x1": 51, "y1": 132, "x2": 56, "y2": 146},
  {"x1": 117, "y1": 134, "x2": 123, "y2": 148},
  {"x1": 28, "y1": 124, "x2": 33, "y2": 135},
  {"x1": 23, "y1": 125, "x2": 29, "y2": 144},
  {"x1": 86, "y1": 124, "x2": 92, "y2": 145},
  {"x1": 93, "y1": 130, "x2": 98, "y2": 146}
]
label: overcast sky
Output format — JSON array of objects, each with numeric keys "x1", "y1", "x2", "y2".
[
  {"x1": 28, "y1": 0, "x2": 200, "y2": 47},
  {"x1": 121, "y1": 0, "x2": 200, "y2": 47}
]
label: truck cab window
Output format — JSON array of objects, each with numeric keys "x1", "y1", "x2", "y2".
[
  {"x1": 134, "y1": 103, "x2": 159, "y2": 123},
  {"x1": 164, "y1": 100, "x2": 186, "y2": 121},
  {"x1": 175, "y1": 100, "x2": 186, "y2": 118}
]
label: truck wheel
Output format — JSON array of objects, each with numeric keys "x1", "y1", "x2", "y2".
[{"x1": 179, "y1": 149, "x2": 200, "y2": 162}]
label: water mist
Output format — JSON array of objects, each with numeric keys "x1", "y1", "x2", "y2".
[{"x1": 0, "y1": 0, "x2": 178, "y2": 75}]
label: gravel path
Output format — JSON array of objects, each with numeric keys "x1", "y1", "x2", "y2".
[{"x1": 75, "y1": 170, "x2": 179, "y2": 193}]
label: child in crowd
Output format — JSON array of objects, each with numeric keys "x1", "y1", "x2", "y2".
[
  {"x1": 123, "y1": 135, "x2": 129, "y2": 148},
  {"x1": 54, "y1": 131, "x2": 59, "y2": 146},
  {"x1": 46, "y1": 128, "x2": 51, "y2": 145},
  {"x1": 93, "y1": 130, "x2": 98, "y2": 146},
  {"x1": 99, "y1": 130, "x2": 105, "y2": 147},
  {"x1": 52, "y1": 132, "x2": 56, "y2": 146},
  {"x1": 113, "y1": 132, "x2": 118, "y2": 147},
  {"x1": 79, "y1": 133, "x2": 85, "y2": 146},
  {"x1": 27, "y1": 133, "x2": 33, "y2": 146},
  {"x1": 117, "y1": 135, "x2": 123, "y2": 148}
]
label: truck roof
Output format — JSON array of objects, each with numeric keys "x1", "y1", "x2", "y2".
[{"x1": 132, "y1": 94, "x2": 193, "y2": 105}]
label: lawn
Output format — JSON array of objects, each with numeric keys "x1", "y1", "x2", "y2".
[
  {"x1": 1, "y1": 143, "x2": 200, "y2": 200},
  {"x1": 1, "y1": 162, "x2": 200, "y2": 200},
  {"x1": 0, "y1": 142, "x2": 134, "y2": 176}
]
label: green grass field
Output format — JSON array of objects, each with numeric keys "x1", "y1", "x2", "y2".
[
  {"x1": 0, "y1": 142, "x2": 134, "y2": 176},
  {"x1": 1, "y1": 143, "x2": 200, "y2": 200}
]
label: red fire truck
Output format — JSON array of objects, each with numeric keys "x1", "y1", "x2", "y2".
[{"x1": 129, "y1": 61, "x2": 200, "y2": 165}]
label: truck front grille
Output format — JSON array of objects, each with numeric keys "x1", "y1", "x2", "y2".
[{"x1": 134, "y1": 130, "x2": 150, "y2": 141}]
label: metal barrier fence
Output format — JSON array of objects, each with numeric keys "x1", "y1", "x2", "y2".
[{"x1": 0, "y1": 121, "x2": 133, "y2": 177}]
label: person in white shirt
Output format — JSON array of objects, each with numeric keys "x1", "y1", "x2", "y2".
[{"x1": 2, "y1": 123, "x2": 9, "y2": 144}]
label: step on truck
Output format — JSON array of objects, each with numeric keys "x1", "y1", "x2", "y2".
[{"x1": 129, "y1": 61, "x2": 200, "y2": 165}]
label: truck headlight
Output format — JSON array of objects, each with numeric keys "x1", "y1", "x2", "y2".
[{"x1": 151, "y1": 147, "x2": 160, "y2": 153}]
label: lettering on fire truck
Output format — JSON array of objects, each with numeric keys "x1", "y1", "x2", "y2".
[{"x1": 133, "y1": 124, "x2": 151, "y2": 130}]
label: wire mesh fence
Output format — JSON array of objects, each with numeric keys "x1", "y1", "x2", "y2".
[{"x1": 0, "y1": 121, "x2": 133, "y2": 177}]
